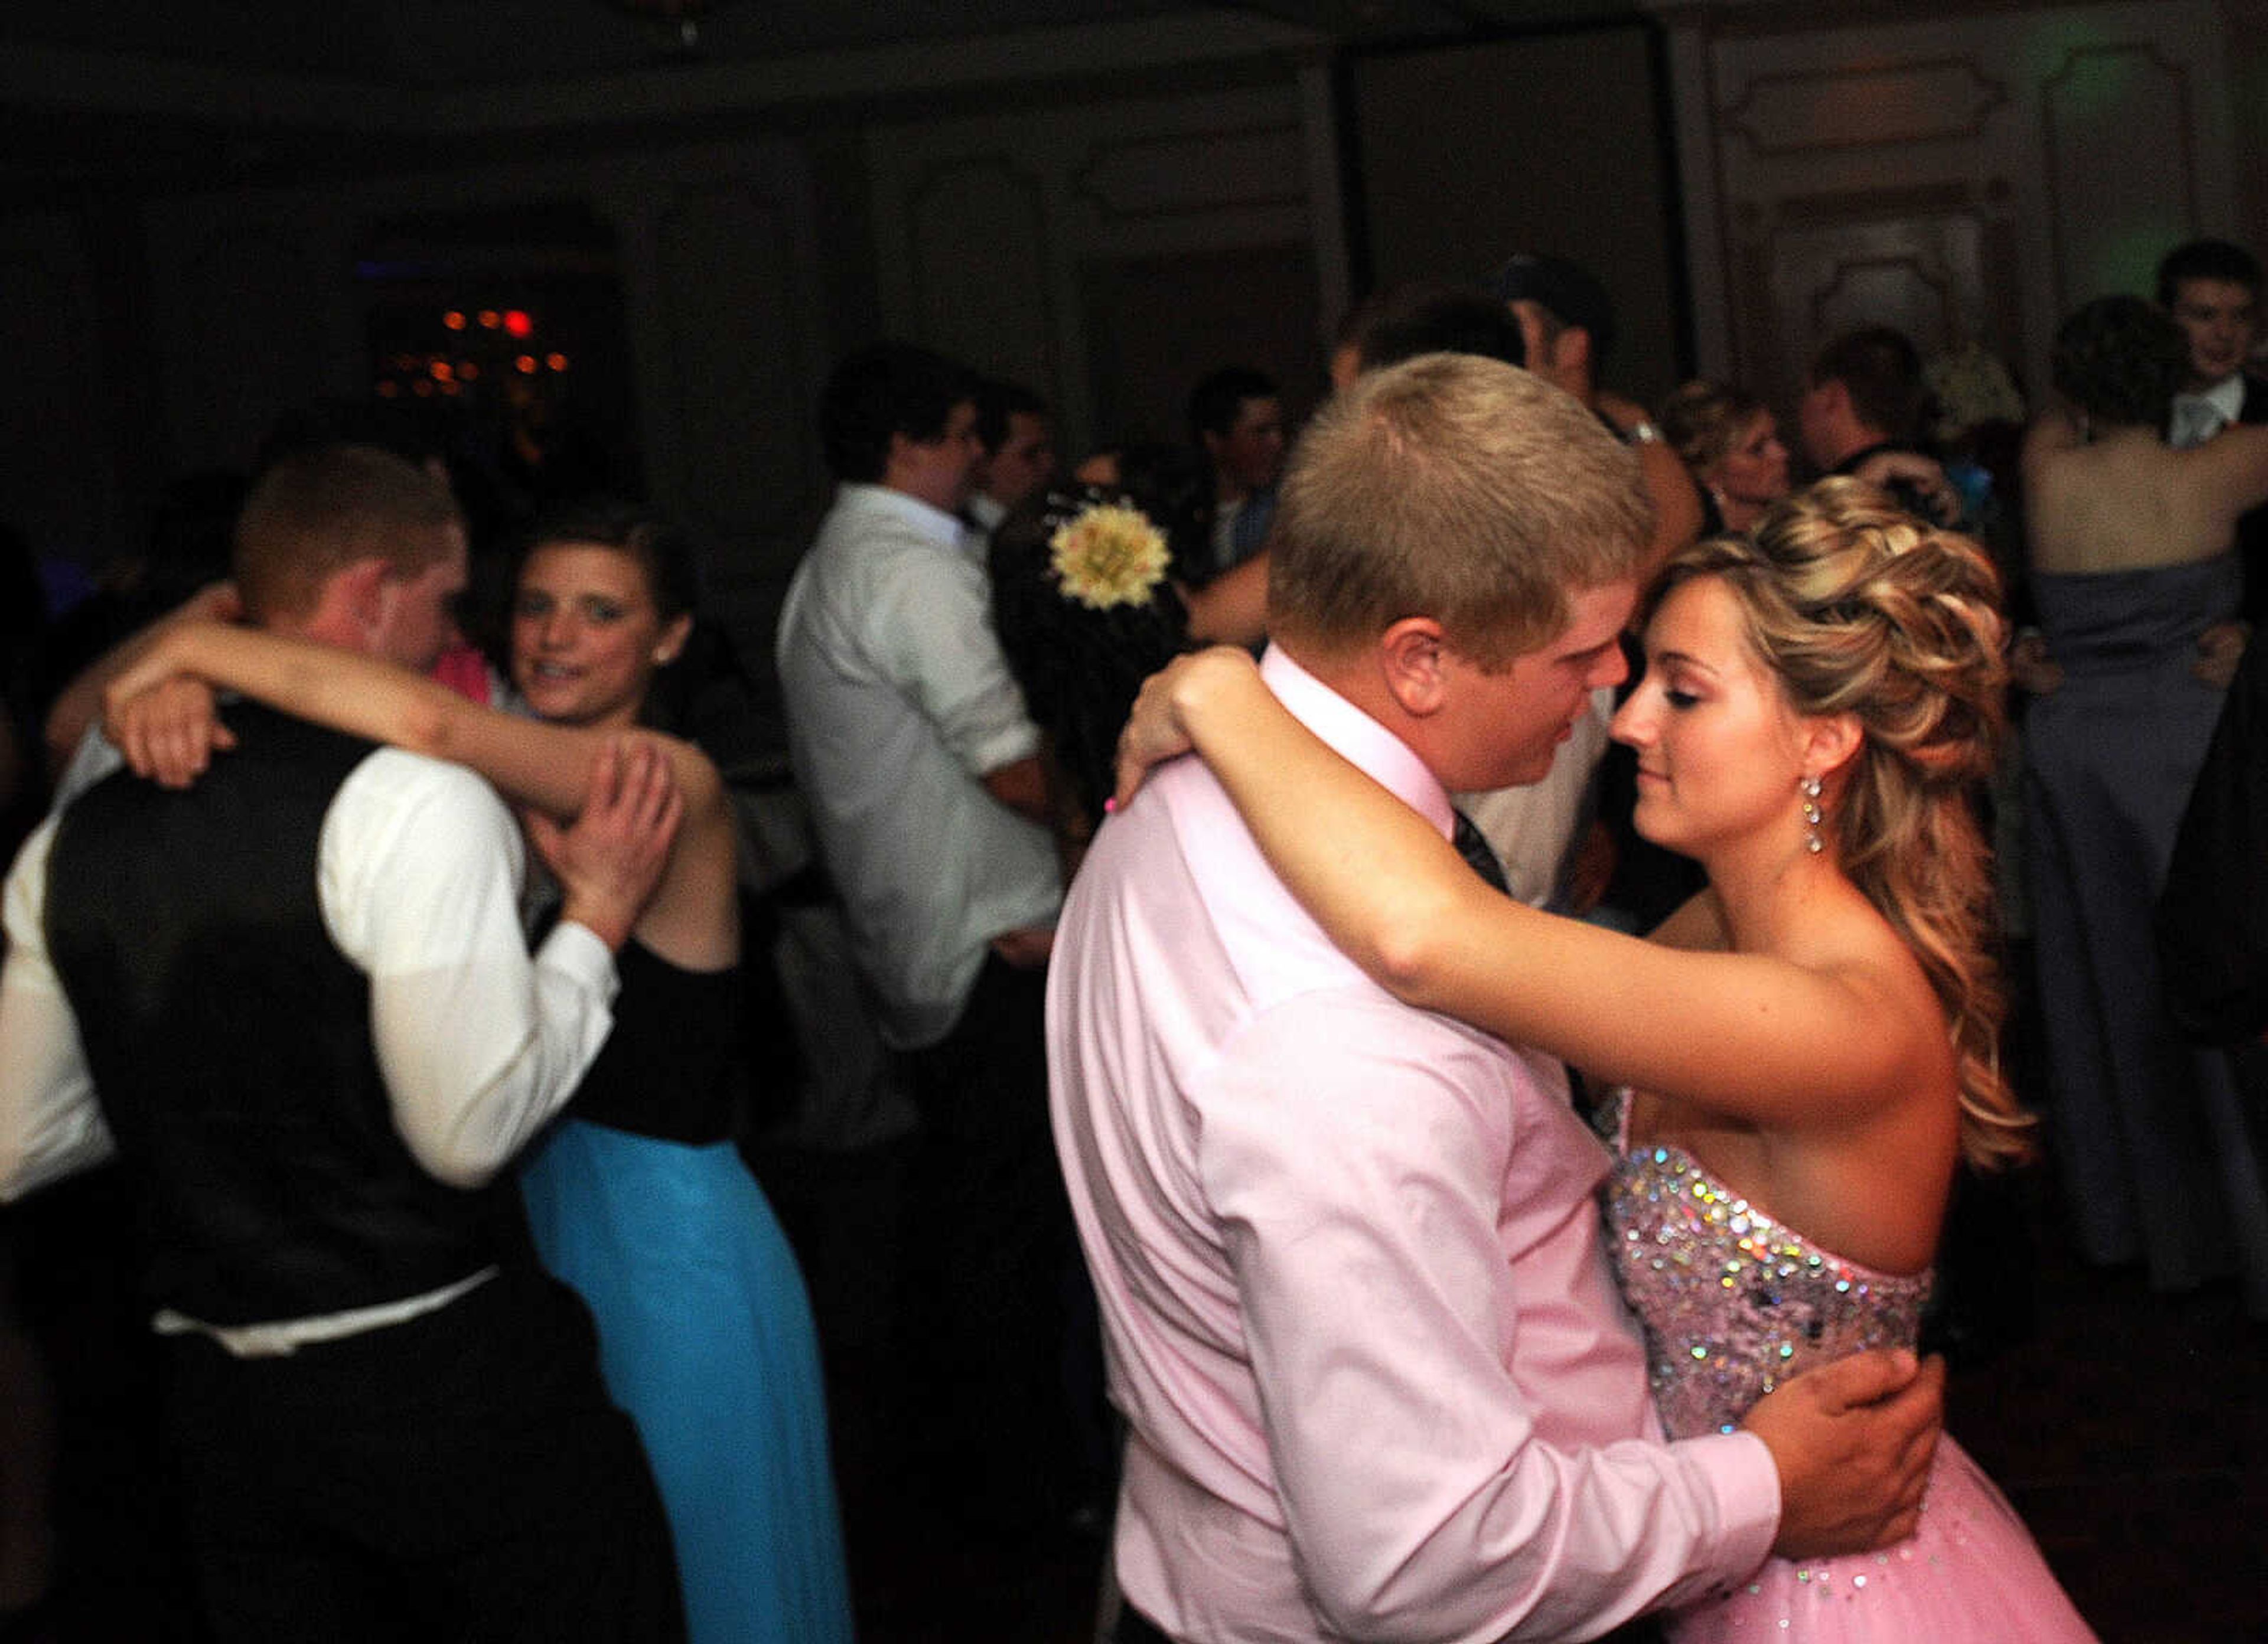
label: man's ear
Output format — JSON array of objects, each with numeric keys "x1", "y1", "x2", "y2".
[
  {"x1": 322, "y1": 557, "x2": 393, "y2": 641},
  {"x1": 654, "y1": 612, "x2": 693, "y2": 668},
  {"x1": 1377, "y1": 616, "x2": 1451, "y2": 717},
  {"x1": 881, "y1": 429, "x2": 915, "y2": 490}
]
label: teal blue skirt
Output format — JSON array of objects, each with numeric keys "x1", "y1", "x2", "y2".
[{"x1": 520, "y1": 1119, "x2": 853, "y2": 1644}]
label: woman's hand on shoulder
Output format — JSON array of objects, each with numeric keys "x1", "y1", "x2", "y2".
[
  {"x1": 106, "y1": 674, "x2": 233, "y2": 789},
  {"x1": 1112, "y1": 646, "x2": 1265, "y2": 810},
  {"x1": 529, "y1": 739, "x2": 684, "y2": 953}
]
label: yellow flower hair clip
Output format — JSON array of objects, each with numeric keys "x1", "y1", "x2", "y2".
[{"x1": 1048, "y1": 499, "x2": 1172, "y2": 611}]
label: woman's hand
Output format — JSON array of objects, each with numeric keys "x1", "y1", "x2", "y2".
[
  {"x1": 1112, "y1": 647, "x2": 1263, "y2": 810},
  {"x1": 106, "y1": 676, "x2": 233, "y2": 789},
  {"x1": 527, "y1": 739, "x2": 684, "y2": 952},
  {"x1": 101, "y1": 623, "x2": 215, "y2": 734}
]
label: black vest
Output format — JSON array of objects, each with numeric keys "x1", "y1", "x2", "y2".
[{"x1": 45, "y1": 704, "x2": 522, "y2": 1326}]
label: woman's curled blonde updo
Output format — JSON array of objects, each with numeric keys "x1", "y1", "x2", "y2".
[{"x1": 1653, "y1": 476, "x2": 2029, "y2": 1169}]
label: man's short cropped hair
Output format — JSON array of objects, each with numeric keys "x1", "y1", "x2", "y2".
[
  {"x1": 1188, "y1": 366, "x2": 1279, "y2": 445},
  {"x1": 1267, "y1": 352, "x2": 1649, "y2": 668},
  {"x1": 1808, "y1": 327, "x2": 1927, "y2": 445},
  {"x1": 1349, "y1": 280, "x2": 1526, "y2": 373},
  {"x1": 232, "y1": 443, "x2": 461, "y2": 622},
  {"x1": 2156, "y1": 238, "x2": 2263, "y2": 307},
  {"x1": 973, "y1": 379, "x2": 1049, "y2": 458},
  {"x1": 819, "y1": 342, "x2": 979, "y2": 484}
]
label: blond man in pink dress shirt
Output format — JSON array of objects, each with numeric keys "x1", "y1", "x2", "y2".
[{"x1": 1048, "y1": 354, "x2": 1942, "y2": 1644}]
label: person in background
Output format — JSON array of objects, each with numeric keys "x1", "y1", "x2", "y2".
[
  {"x1": 2158, "y1": 238, "x2": 2268, "y2": 626},
  {"x1": 777, "y1": 341, "x2": 1091, "y2": 1538},
  {"x1": 1657, "y1": 380, "x2": 1790, "y2": 537},
  {"x1": 966, "y1": 379, "x2": 1058, "y2": 539},
  {"x1": 2020, "y1": 295, "x2": 2268, "y2": 1320},
  {"x1": 1187, "y1": 366, "x2": 1286, "y2": 578},
  {"x1": 1488, "y1": 251, "x2": 1703, "y2": 579}
]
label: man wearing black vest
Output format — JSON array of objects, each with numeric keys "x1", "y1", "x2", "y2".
[{"x1": 0, "y1": 446, "x2": 685, "y2": 1641}]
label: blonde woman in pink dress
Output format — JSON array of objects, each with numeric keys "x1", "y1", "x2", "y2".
[{"x1": 1113, "y1": 479, "x2": 2095, "y2": 1641}]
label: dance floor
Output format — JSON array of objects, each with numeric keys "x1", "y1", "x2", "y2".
[{"x1": 14, "y1": 1118, "x2": 2262, "y2": 1643}]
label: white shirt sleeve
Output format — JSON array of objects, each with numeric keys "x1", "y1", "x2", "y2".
[
  {"x1": 0, "y1": 817, "x2": 116, "y2": 1202},
  {"x1": 319, "y1": 749, "x2": 619, "y2": 1189},
  {"x1": 867, "y1": 548, "x2": 1041, "y2": 779}
]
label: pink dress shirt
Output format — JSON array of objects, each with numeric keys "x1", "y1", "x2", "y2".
[{"x1": 1047, "y1": 647, "x2": 1780, "y2": 1643}]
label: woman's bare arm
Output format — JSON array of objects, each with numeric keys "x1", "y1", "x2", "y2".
[
  {"x1": 1118, "y1": 648, "x2": 1934, "y2": 1127},
  {"x1": 43, "y1": 582, "x2": 240, "y2": 779},
  {"x1": 107, "y1": 621, "x2": 739, "y2": 968}
]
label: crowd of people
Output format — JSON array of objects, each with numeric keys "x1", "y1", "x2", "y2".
[{"x1": 2, "y1": 231, "x2": 2266, "y2": 1643}]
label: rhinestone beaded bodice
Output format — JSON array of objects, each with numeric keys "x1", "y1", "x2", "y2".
[{"x1": 1601, "y1": 1100, "x2": 1933, "y2": 1440}]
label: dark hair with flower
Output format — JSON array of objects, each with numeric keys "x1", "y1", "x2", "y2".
[{"x1": 989, "y1": 482, "x2": 1197, "y2": 833}]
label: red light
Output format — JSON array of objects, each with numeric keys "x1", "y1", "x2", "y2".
[
  {"x1": 442, "y1": 311, "x2": 467, "y2": 331},
  {"x1": 546, "y1": 352, "x2": 569, "y2": 373},
  {"x1": 504, "y1": 309, "x2": 533, "y2": 338},
  {"x1": 515, "y1": 355, "x2": 539, "y2": 374}
]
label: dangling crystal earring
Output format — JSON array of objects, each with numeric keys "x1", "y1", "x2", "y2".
[{"x1": 1799, "y1": 775, "x2": 1824, "y2": 854}]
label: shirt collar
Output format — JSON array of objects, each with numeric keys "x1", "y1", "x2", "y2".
[
  {"x1": 1260, "y1": 645, "x2": 1457, "y2": 843},
  {"x1": 839, "y1": 481, "x2": 970, "y2": 550},
  {"x1": 2186, "y1": 374, "x2": 2249, "y2": 424}
]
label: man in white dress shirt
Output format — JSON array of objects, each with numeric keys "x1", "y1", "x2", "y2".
[
  {"x1": 0, "y1": 445, "x2": 685, "y2": 1641},
  {"x1": 776, "y1": 343, "x2": 1086, "y2": 1532}
]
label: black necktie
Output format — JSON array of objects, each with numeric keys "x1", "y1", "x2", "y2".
[{"x1": 1451, "y1": 808, "x2": 1510, "y2": 896}]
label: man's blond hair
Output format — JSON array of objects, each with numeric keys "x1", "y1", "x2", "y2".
[
  {"x1": 233, "y1": 445, "x2": 461, "y2": 622},
  {"x1": 1267, "y1": 353, "x2": 1650, "y2": 667}
]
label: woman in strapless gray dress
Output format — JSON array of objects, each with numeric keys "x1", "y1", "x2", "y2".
[{"x1": 2020, "y1": 295, "x2": 2268, "y2": 1316}]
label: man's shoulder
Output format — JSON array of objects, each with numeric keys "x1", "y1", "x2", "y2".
[
  {"x1": 334, "y1": 746, "x2": 512, "y2": 838},
  {"x1": 2240, "y1": 374, "x2": 2268, "y2": 423},
  {"x1": 793, "y1": 493, "x2": 975, "y2": 627}
]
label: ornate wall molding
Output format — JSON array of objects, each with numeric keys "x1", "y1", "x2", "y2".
[{"x1": 1725, "y1": 58, "x2": 2007, "y2": 154}]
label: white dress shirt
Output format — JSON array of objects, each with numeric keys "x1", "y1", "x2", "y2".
[
  {"x1": 775, "y1": 482, "x2": 1060, "y2": 1049},
  {"x1": 2171, "y1": 374, "x2": 2247, "y2": 449}
]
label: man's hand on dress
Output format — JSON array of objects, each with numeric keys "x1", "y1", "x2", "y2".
[
  {"x1": 528, "y1": 739, "x2": 683, "y2": 951},
  {"x1": 2009, "y1": 631, "x2": 2064, "y2": 697},
  {"x1": 2192, "y1": 618, "x2": 2249, "y2": 689},
  {"x1": 989, "y1": 925, "x2": 1055, "y2": 970},
  {"x1": 1744, "y1": 1346, "x2": 1944, "y2": 1560}
]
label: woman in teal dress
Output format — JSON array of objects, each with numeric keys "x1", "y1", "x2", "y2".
[{"x1": 106, "y1": 502, "x2": 853, "y2": 1644}]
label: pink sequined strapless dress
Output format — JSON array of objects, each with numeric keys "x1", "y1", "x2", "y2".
[{"x1": 1601, "y1": 1102, "x2": 2097, "y2": 1642}]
